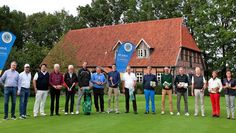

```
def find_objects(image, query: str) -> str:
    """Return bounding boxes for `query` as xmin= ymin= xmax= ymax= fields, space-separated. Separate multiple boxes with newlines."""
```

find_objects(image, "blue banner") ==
xmin=0 ymin=31 xmax=16 ymax=74
xmin=115 ymin=42 xmax=135 ymax=72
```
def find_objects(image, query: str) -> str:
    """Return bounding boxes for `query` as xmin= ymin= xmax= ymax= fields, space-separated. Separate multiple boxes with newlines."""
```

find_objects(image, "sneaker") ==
xmin=202 ymin=114 xmax=205 ymax=117
xmin=65 ymin=112 xmax=68 ymax=115
xmin=76 ymin=111 xmax=79 ymax=115
xmin=70 ymin=112 xmax=74 ymax=115
xmin=152 ymin=112 xmax=156 ymax=114
xmin=40 ymin=113 xmax=47 ymax=116
xmin=185 ymin=113 xmax=190 ymax=116
xmin=3 ymin=116 xmax=8 ymax=120
xmin=177 ymin=112 xmax=180 ymax=116
xmin=144 ymin=111 xmax=149 ymax=114
xmin=19 ymin=116 xmax=25 ymax=120
xmin=125 ymin=111 xmax=129 ymax=113
xmin=194 ymin=113 xmax=198 ymax=117
xmin=134 ymin=111 xmax=138 ymax=114
xmin=170 ymin=112 xmax=174 ymax=115
xmin=11 ymin=116 xmax=17 ymax=120
xmin=107 ymin=110 xmax=111 ymax=114
xmin=161 ymin=111 xmax=165 ymax=115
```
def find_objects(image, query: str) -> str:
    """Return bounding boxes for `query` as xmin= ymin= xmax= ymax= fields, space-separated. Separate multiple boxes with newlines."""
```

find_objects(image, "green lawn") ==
xmin=0 ymin=94 xmax=235 ymax=133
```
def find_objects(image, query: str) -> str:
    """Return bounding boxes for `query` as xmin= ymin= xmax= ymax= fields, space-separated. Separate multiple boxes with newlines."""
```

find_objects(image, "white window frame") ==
xmin=136 ymin=72 xmax=143 ymax=83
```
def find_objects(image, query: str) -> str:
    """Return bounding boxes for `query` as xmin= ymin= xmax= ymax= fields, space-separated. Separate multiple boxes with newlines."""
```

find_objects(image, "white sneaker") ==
xmin=161 ymin=111 xmax=165 ymax=115
xmin=71 ymin=112 xmax=74 ymax=115
xmin=185 ymin=113 xmax=190 ymax=116
xmin=34 ymin=114 xmax=37 ymax=118
xmin=202 ymin=114 xmax=205 ymax=117
xmin=76 ymin=111 xmax=79 ymax=115
xmin=170 ymin=112 xmax=174 ymax=115
xmin=177 ymin=112 xmax=180 ymax=116
xmin=194 ymin=113 xmax=198 ymax=117
xmin=65 ymin=112 xmax=68 ymax=115
xmin=115 ymin=110 xmax=120 ymax=114
xmin=40 ymin=113 xmax=47 ymax=116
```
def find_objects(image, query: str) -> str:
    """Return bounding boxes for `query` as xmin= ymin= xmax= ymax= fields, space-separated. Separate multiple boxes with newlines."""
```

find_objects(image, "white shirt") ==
xmin=208 ymin=77 xmax=222 ymax=93
xmin=33 ymin=71 xmax=48 ymax=80
xmin=18 ymin=71 xmax=32 ymax=92
xmin=122 ymin=72 xmax=137 ymax=89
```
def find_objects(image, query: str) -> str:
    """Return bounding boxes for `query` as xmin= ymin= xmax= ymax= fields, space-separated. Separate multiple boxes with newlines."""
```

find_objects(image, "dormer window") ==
xmin=136 ymin=39 xmax=151 ymax=58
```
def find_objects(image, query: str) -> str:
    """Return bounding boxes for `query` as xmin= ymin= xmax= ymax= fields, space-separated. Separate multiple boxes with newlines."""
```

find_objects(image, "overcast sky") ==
xmin=0 ymin=0 xmax=92 ymax=16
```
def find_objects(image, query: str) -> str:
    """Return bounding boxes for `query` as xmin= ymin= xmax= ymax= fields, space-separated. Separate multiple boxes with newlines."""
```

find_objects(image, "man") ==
xmin=107 ymin=64 xmax=121 ymax=114
xmin=191 ymin=67 xmax=206 ymax=117
xmin=33 ymin=64 xmax=50 ymax=117
xmin=161 ymin=67 xmax=174 ymax=115
xmin=49 ymin=64 xmax=64 ymax=116
xmin=122 ymin=66 xmax=138 ymax=114
xmin=76 ymin=61 xmax=91 ymax=115
xmin=208 ymin=71 xmax=222 ymax=117
xmin=64 ymin=65 xmax=78 ymax=115
xmin=143 ymin=66 xmax=158 ymax=114
xmin=0 ymin=61 xmax=19 ymax=120
xmin=91 ymin=67 xmax=106 ymax=113
xmin=18 ymin=64 xmax=31 ymax=119
xmin=222 ymin=70 xmax=235 ymax=120
xmin=174 ymin=67 xmax=189 ymax=116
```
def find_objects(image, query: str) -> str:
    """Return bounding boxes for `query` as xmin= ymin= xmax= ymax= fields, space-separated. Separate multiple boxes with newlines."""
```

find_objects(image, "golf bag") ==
xmin=82 ymin=89 xmax=92 ymax=115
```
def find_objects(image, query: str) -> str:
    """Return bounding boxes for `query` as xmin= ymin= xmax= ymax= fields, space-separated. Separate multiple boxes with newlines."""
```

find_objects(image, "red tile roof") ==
xmin=43 ymin=18 xmax=201 ymax=68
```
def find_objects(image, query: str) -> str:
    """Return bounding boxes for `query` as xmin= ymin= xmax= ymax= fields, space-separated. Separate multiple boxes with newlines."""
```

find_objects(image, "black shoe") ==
xmin=212 ymin=115 xmax=216 ymax=117
xmin=125 ymin=111 xmax=129 ymax=113
xmin=50 ymin=114 xmax=53 ymax=116
xmin=227 ymin=117 xmax=230 ymax=119
xmin=144 ymin=111 xmax=149 ymax=114
xmin=216 ymin=115 xmax=220 ymax=118
xmin=134 ymin=111 xmax=138 ymax=114
xmin=56 ymin=114 xmax=60 ymax=116
xmin=152 ymin=112 xmax=156 ymax=114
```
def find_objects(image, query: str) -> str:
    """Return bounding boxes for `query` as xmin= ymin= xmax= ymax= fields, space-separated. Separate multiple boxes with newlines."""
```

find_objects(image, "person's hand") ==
xmin=122 ymin=88 xmax=125 ymax=94
xmin=34 ymin=89 xmax=37 ymax=95
xmin=191 ymin=92 xmax=194 ymax=96
xmin=67 ymin=87 xmax=70 ymax=91
xmin=165 ymin=85 xmax=169 ymax=89
xmin=110 ymin=77 xmax=113 ymax=81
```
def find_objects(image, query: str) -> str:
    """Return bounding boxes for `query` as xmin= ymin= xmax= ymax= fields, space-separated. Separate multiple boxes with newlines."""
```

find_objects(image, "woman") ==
xmin=64 ymin=65 xmax=78 ymax=115
xmin=222 ymin=70 xmax=236 ymax=120
xmin=208 ymin=71 xmax=222 ymax=117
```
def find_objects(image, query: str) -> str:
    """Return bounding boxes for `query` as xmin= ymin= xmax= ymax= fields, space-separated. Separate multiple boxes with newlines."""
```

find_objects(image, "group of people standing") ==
xmin=0 ymin=61 xmax=235 ymax=120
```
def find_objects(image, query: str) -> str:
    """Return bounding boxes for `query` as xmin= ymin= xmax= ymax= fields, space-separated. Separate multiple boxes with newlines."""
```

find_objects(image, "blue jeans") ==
xmin=4 ymin=87 xmax=17 ymax=118
xmin=19 ymin=87 xmax=30 ymax=116
xmin=144 ymin=89 xmax=155 ymax=112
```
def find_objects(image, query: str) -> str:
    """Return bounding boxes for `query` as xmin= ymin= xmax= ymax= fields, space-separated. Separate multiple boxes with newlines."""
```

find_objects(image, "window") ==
xmin=157 ymin=73 xmax=162 ymax=82
xmin=136 ymin=72 xmax=143 ymax=82
xmin=138 ymin=49 xmax=147 ymax=58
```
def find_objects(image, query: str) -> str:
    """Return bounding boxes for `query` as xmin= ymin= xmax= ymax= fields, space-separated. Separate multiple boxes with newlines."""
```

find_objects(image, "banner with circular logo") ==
xmin=115 ymin=42 xmax=135 ymax=72
xmin=0 ymin=31 xmax=16 ymax=74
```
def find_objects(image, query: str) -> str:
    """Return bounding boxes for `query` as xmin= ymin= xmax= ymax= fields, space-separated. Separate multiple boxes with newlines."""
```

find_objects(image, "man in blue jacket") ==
xmin=107 ymin=64 xmax=121 ymax=114
xmin=143 ymin=66 xmax=158 ymax=114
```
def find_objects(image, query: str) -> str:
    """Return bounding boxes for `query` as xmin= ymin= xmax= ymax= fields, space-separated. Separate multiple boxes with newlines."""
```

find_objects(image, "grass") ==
xmin=0 ymin=94 xmax=235 ymax=133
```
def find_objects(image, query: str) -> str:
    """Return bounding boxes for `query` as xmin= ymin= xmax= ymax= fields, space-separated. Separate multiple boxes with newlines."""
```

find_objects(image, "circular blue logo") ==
xmin=124 ymin=43 xmax=133 ymax=52
xmin=2 ymin=32 xmax=12 ymax=44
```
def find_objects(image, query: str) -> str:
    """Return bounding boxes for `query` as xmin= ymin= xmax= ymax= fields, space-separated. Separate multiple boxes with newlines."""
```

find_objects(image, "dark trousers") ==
xmin=19 ymin=87 xmax=30 ymax=116
xmin=50 ymin=89 xmax=61 ymax=115
xmin=125 ymin=88 xmax=137 ymax=112
xmin=65 ymin=91 xmax=75 ymax=113
xmin=93 ymin=88 xmax=104 ymax=112
xmin=4 ymin=87 xmax=17 ymax=118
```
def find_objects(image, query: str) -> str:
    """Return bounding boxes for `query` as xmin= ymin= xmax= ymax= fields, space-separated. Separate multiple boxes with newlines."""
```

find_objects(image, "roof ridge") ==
xmin=70 ymin=17 xmax=183 ymax=32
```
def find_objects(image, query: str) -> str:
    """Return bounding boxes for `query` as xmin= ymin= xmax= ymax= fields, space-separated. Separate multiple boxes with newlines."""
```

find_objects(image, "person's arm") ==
xmin=218 ymin=79 xmax=223 ymax=92
xmin=102 ymin=74 xmax=107 ymax=85
xmin=208 ymin=79 xmax=211 ymax=92
xmin=191 ymin=76 xmax=194 ymax=96
xmin=63 ymin=74 xmax=69 ymax=90
xmin=33 ymin=73 xmax=38 ymax=94
xmin=133 ymin=74 xmax=137 ymax=89
xmin=17 ymin=73 xmax=22 ymax=95
xmin=0 ymin=71 xmax=7 ymax=84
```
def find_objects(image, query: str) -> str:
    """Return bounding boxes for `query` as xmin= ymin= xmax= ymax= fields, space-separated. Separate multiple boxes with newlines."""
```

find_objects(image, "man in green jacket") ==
xmin=161 ymin=67 xmax=174 ymax=115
